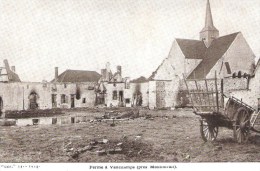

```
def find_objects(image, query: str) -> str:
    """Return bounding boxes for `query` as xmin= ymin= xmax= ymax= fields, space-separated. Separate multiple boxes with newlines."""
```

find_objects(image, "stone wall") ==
xmin=148 ymin=81 xmax=156 ymax=109
xmin=148 ymin=80 xmax=180 ymax=109
xmin=243 ymin=65 xmax=260 ymax=110
xmin=0 ymin=82 xmax=96 ymax=112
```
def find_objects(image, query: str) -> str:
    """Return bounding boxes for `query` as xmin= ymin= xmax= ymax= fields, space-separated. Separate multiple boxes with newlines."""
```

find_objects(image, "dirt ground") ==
xmin=0 ymin=108 xmax=259 ymax=162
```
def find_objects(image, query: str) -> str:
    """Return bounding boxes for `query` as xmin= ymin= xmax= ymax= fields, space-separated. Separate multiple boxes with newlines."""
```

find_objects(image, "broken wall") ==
xmin=148 ymin=80 xmax=180 ymax=109
xmin=129 ymin=83 xmax=149 ymax=107
xmin=105 ymin=83 xmax=125 ymax=107
xmin=0 ymin=82 xmax=97 ymax=112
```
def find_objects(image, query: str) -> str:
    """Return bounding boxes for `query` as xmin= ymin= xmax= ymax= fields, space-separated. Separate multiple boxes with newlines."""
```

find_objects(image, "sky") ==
xmin=0 ymin=0 xmax=259 ymax=82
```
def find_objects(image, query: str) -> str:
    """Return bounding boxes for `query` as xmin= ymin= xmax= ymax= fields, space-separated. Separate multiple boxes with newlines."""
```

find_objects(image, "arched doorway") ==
xmin=29 ymin=91 xmax=39 ymax=109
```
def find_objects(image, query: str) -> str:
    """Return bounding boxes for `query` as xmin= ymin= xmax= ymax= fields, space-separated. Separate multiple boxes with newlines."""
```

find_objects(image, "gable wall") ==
xmin=151 ymin=40 xmax=203 ymax=108
xmin=207 ymin=33 xmax=255 ymax=79
xmin=153 ymin=41 xmax=185 ymax=80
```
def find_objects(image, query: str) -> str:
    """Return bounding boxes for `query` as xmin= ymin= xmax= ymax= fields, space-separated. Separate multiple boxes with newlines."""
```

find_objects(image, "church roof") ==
xmin=253 ymin=58 xmax=260 ymax=76
xmin=176 ymin=39 xmax=206 ymax=59
xmin=52 ymin=69 xmax=101 ymax=83
xmin=149 ymin=32 xmax=240 ymax=80
xmin=187 ymin=32 xmax=240 ymax=79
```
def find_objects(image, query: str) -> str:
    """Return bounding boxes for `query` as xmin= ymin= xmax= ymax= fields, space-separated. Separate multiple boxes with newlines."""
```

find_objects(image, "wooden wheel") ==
xmin=233 ymin=107 xmax=251 ymax=143
xmin=200 ymin=120 xmax=218 ymax=142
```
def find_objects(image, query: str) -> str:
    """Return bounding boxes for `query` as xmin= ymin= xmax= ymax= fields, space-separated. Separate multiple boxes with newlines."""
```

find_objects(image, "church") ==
xmin=148 ymin=0 xmax=256 ymax=108
xmin=150 ymin=0 xmax=255 ymax=80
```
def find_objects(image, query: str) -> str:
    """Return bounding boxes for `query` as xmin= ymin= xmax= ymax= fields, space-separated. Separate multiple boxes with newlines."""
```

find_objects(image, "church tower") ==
xmin=200 ymin=0 xmax=219 ymax=47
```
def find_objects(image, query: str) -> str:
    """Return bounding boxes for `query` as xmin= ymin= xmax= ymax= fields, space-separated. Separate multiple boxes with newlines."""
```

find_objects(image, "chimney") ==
xmin=3 ymin=59 xmax=12 ymax=80
xmin=55 ymin=67 xmax=58 ymax=81
xmin=3 ymin=59 xmax=11 ymax=72
xmin=106 ymin=62 xmax=110 ymax=81
xmin=11 ymin=66 xmax=16 ymax=72
xmin=101 ymin=69 xmax=107 ymax=81
xmin=117 ymin=65 xmax=122 ymax=76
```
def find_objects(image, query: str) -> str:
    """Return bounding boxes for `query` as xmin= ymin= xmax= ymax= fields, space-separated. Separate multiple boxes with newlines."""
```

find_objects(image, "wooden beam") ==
xmin=215 ymin=71 xmax=219 ymax=113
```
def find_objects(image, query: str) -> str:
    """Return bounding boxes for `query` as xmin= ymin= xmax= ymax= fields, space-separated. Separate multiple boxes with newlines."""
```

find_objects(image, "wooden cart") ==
xmin=184 ymin=74 xmax=260 ymax=143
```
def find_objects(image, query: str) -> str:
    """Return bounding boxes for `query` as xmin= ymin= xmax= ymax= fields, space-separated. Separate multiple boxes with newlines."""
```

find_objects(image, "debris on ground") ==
xmin=65 ymin=136 xmax=155 ymax=161
xmin=214 ymin=145 xmax=223 ymax=151
xmin=94 ymin=110 xmax=140 ymax=121
xmin=0 ymin=119 xmax=16 ymax=126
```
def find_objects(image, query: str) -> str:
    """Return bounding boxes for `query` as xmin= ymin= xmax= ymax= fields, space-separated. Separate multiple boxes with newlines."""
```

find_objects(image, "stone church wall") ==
xmin=207 ymin=33 xmax=255 ymax=79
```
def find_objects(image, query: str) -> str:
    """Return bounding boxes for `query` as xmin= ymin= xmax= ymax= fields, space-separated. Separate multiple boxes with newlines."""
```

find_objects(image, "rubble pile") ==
xmin=64 ymin=136 xmax=155 ymax=161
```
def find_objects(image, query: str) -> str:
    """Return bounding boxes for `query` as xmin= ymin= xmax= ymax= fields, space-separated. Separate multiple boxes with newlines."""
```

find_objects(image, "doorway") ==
xmin=71 ymin=95 xmax=75 ymax=108
xmin=52 ymin=94 xmax=57 ymax=108
xmin=119 ymin=91 xmax=124 ymax=106
xmin=119 ymin=91 xmax=124 ymax=102
xmin=29 ymin=91 xmax=39 ymax=109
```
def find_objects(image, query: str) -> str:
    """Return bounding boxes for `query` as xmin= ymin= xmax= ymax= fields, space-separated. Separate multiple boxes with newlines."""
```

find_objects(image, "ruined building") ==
xmin=97 ymin=63 xmax=131 ymax=107
xmin=0 ymin=61 xmax=101 ymax=114
xmin=95 ymin=62 xmax=150 ymax=108
xmin=0 ymin=59 xmax=21 ymax=82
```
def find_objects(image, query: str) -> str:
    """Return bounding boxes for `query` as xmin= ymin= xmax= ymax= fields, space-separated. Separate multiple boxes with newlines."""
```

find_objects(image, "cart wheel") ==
xmin=200 ymin=120 xmax=218 ymax=142
xmin=233 ymin=107 xmax=250 ymax=143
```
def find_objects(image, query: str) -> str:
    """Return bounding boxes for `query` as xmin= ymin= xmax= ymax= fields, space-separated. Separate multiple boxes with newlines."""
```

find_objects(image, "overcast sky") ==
xmin=0 ymin=0 xmax=259 ymax=82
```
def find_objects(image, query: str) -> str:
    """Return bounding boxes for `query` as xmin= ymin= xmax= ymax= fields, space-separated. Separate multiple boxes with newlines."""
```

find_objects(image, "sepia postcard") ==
xmin=0 ymin=0 xmax=259 ymax=171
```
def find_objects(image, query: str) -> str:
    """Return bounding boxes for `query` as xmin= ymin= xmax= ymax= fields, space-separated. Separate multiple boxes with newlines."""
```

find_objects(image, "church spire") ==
xmin=205 ymin=0 xmax=214 ymax=27
xmin=200 ymin=0 xmax=219 ymax=47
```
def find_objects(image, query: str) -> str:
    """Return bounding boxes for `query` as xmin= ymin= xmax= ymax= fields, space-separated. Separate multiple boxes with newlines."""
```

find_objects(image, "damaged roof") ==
xmin=2 ymin=59 xmax=21 ymax=82
xmin=52 ymin=69 xmax=101 ymax=83
xmin=8 ymin=70 xmax=21 ymax=82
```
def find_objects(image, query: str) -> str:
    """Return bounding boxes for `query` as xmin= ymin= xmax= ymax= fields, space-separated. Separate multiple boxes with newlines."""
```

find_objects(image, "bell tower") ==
xmin=200 ymin=0 xmax=219 ymax=47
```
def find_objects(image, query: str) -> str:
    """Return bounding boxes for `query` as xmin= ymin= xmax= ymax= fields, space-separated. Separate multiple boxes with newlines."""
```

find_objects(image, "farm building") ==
xmin=96 ymin=63 xmax=149 ymax=108
xmin=0 ymin=61 xmax=101 ymax=115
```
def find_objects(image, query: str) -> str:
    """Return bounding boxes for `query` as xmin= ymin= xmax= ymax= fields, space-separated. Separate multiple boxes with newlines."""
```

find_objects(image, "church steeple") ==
xmin=200 ymin=0 xmax=219 ymax=47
